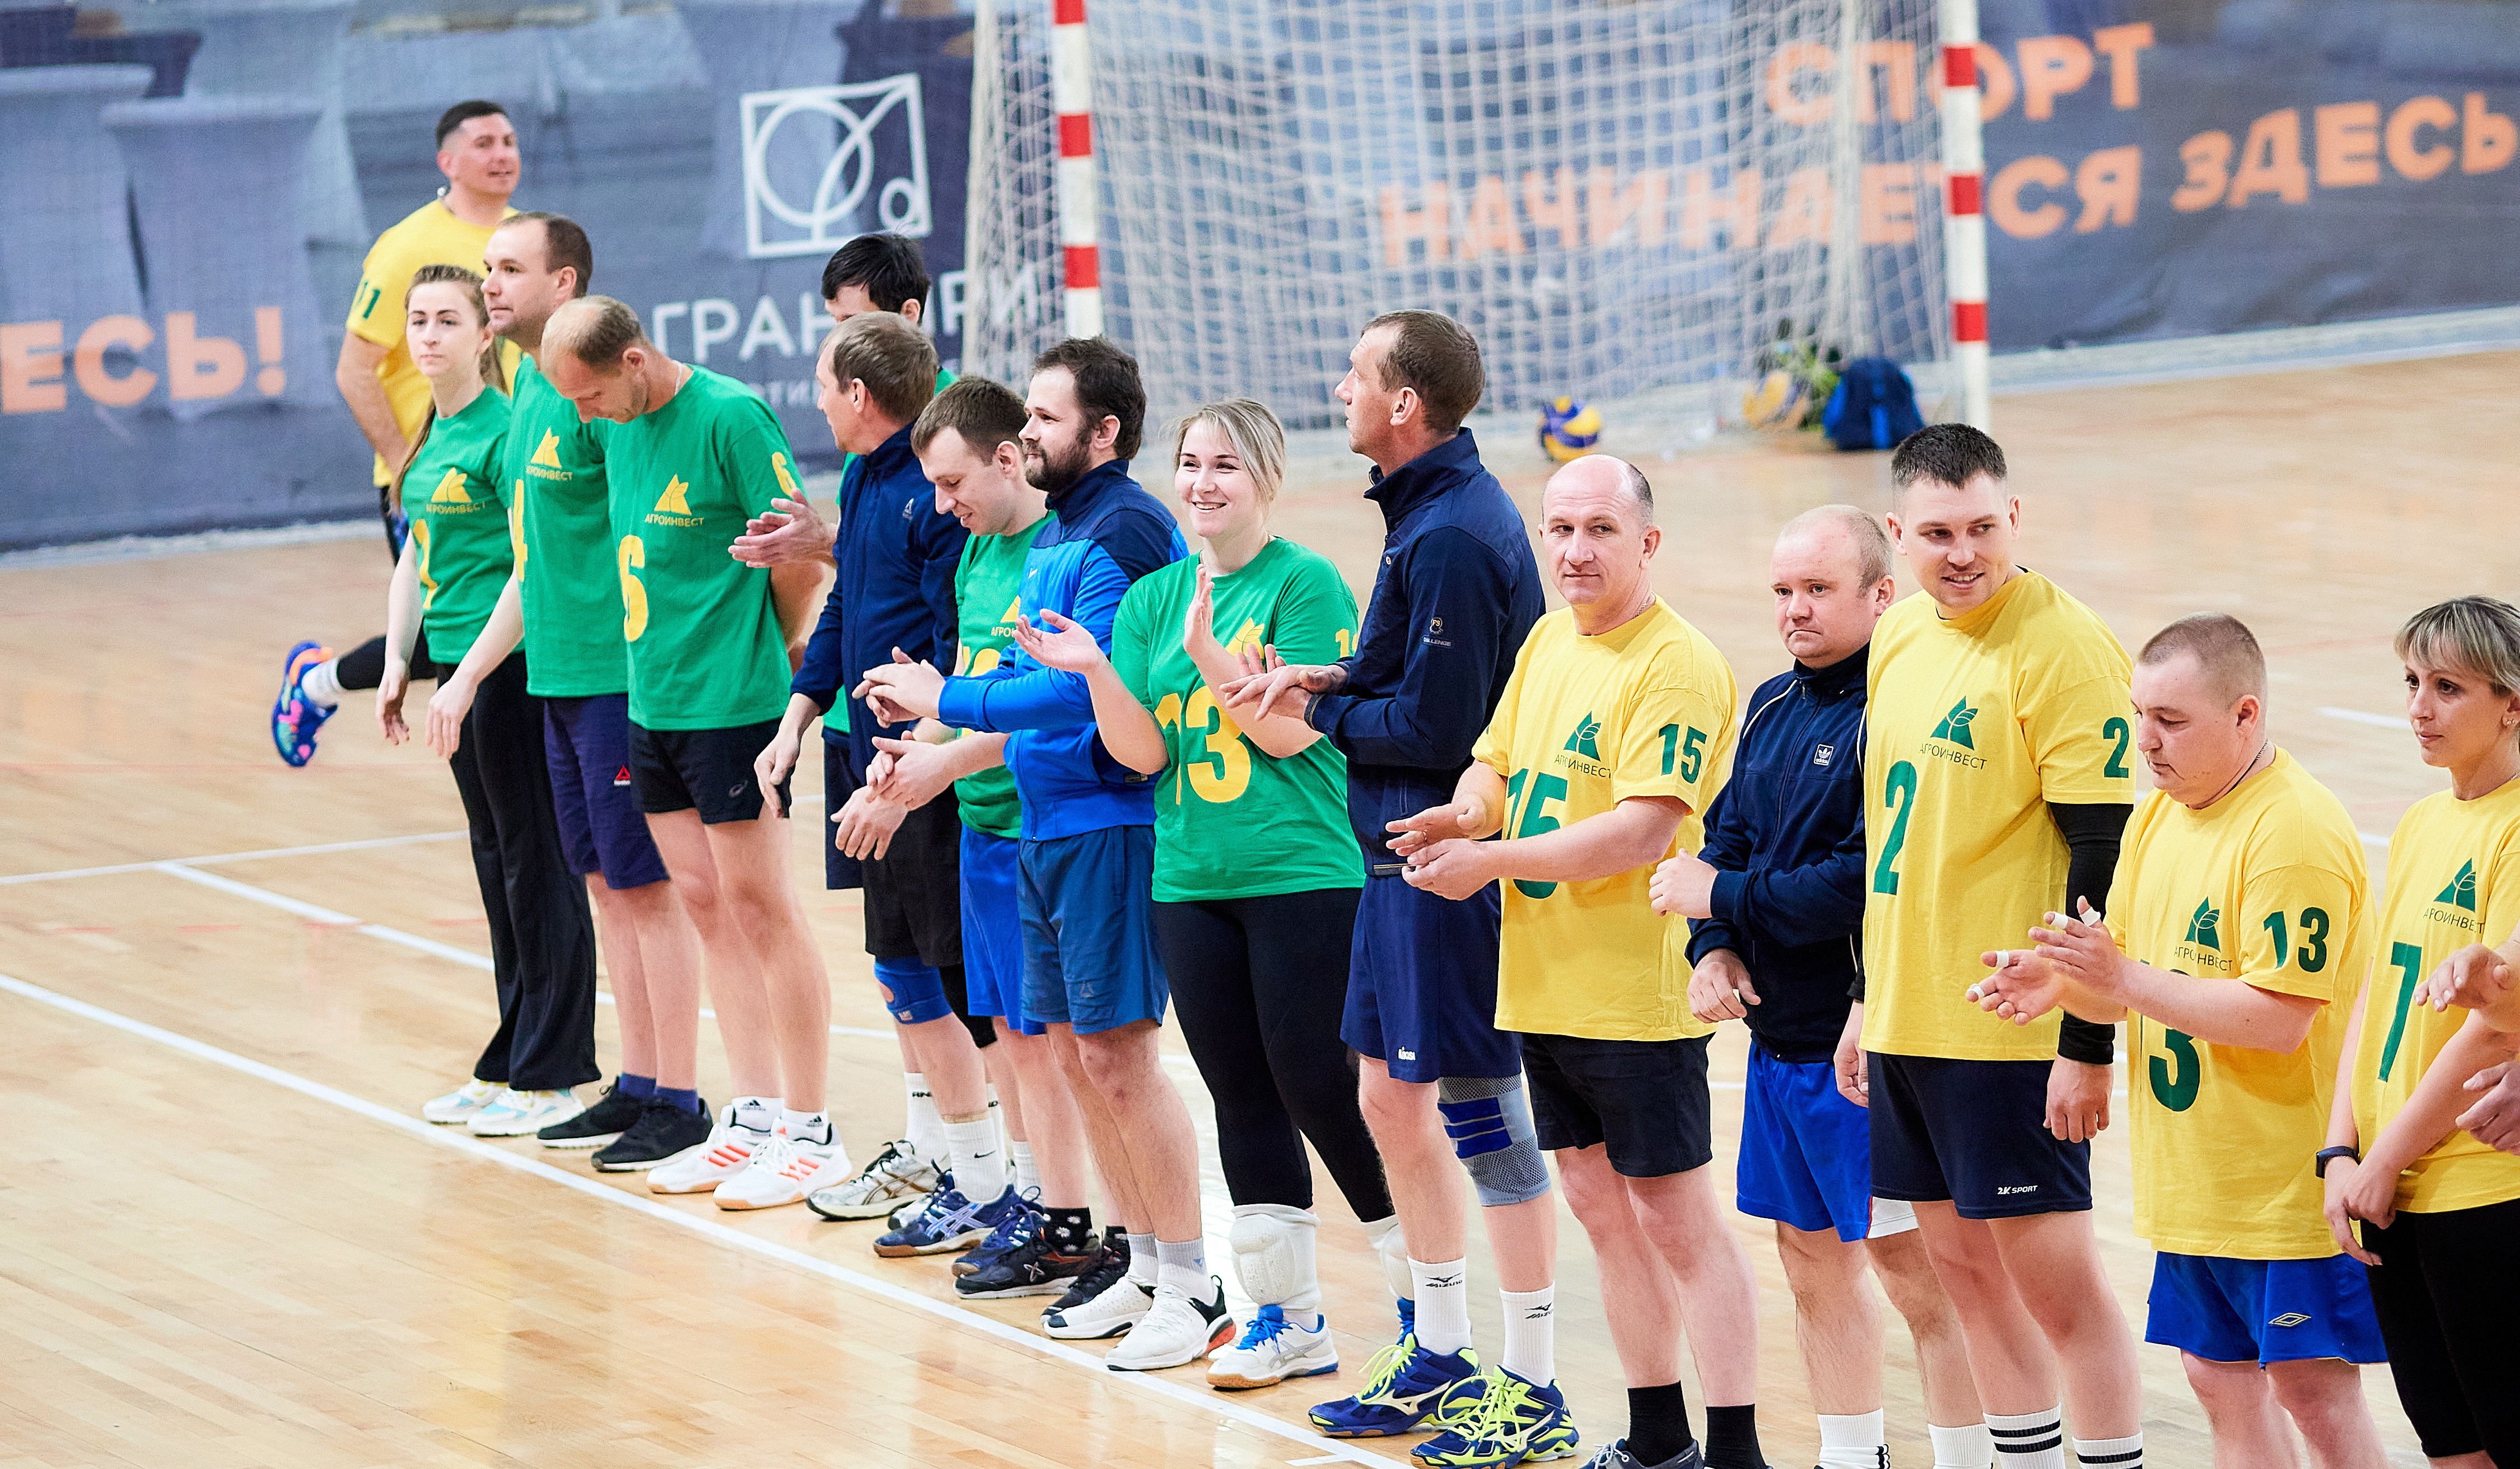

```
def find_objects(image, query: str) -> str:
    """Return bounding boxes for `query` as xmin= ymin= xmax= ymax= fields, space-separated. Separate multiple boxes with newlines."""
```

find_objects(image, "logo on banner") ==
xmin=739 ymin=74 xmax=933 ymax=259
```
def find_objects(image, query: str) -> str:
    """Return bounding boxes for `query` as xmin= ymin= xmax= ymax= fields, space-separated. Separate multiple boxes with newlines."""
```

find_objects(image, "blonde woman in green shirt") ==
xmin=378 ymin=264 xmax=600 ymax=1140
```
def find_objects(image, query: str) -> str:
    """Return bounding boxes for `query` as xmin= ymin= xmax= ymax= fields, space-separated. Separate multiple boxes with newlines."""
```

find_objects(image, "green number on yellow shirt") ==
xmin=1872 ymin=759 xmax=1918 ymax=896
xmin=2103 ymin=715 xmax=2131 ymax=779
xmin=1502 ymin=768 xmax=1566 ymax=900
xmin=2146 ymin=1022 xmax=2202 ymax=1112
xmin=2378 ymin=941 xmax=2424 ymax=1082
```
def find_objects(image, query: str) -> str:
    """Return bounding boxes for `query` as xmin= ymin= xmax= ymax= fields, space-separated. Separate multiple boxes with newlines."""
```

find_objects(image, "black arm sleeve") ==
xmin=2050 ymin=801 xmax=2132 ymax=1065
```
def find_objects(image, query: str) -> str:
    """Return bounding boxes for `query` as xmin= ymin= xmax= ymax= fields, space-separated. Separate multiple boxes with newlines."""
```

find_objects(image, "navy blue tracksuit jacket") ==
xmin=1684 ymin=643 xmax=1871 ymax=1063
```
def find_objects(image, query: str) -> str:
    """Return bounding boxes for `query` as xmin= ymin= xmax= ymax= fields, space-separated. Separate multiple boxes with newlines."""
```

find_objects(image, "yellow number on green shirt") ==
xmin=412 ymin=518 xmax=437 ymax=606
xmin=1334 ymin=628 xmax=1355 ymax=658
xmin=618 ymin=535 xmax=648 ymax=642
xmin=954 ymin=645 xmax=1001 ymax=677
xmin=508 ymin=485 xmax=526 ymax=567
xmin=1182 ymin=686 xmax=1251 ymax=803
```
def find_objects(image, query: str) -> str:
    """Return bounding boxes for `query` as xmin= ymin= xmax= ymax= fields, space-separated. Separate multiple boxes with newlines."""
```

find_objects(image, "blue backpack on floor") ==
xmin=1821 ymin=357 xmax=1925 ymax=451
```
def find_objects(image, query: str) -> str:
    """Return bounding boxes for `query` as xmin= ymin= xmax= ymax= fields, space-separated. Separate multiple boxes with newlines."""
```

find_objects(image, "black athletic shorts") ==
xmin=1868 ymin=1052 xmax=2092 ymax=1219
xmin=1522 ymin=1031 xmax=1714 ymax=1178
xmin=822 ymin=740 xmax=962 ymax=965
xmin=628 ymin=719 xmax=790 ymax=824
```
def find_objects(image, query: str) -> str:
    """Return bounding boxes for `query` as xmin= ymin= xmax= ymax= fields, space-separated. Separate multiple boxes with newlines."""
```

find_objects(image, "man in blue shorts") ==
xmin=1655 ymin=506 xmax=1986 ymax=1469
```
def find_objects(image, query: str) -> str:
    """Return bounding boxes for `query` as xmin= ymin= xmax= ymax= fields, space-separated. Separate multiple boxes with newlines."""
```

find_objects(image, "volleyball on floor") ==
xmin=1538 ymin=396 xmax=1602 ymax=462
xmin=1741 ymin=369 xmax=1810 ymax=429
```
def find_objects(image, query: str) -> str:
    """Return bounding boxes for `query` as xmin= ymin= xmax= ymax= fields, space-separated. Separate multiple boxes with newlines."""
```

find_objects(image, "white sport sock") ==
xmin=1124 ymin=1231 xmax=1158 ymax=1286
xmin=730 ymin=1096 xmax=777 ymax=1134
xmin=1411 ymin=1257 xmax=1472 ymax=1356
xmin=903 ymin=1073 xmax=946 ymax=1162
xmin=1929 ymin=1423 xmax=1994 ymax=1468
xmin=1155 ymin=1237 xmax=1208 ymax=1300
xmin=780 ymin=1108 xmax=832 ymax=1145
xmin=1497 ymin=1285 xmax=1554 ymax=1386
xmin=2073 ymin=1433 xmax=2141 ymax=1468
xmin=1010 ymin=1139 xmax=1039 ymax=1196
xmin=944 ymin=1113 xmax=1006 ymax=1200
xmin=300 ymin=657 xmax=344 ymax=708
xmin=1817 ymin=1410 xmax=1885 ymax=1469
xmin=1984 ymin=1407 xmax=2065 ymax=1469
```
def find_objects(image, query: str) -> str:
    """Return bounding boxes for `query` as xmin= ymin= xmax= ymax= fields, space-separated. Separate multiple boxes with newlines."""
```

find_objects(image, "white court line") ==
xmin=0 ymin=968 xmax=1404 ymax=1468
xmin=0 ymin=829 xmax=468 ymax=886
xmin=2318 ymin=706 xmax=2406 ymax=731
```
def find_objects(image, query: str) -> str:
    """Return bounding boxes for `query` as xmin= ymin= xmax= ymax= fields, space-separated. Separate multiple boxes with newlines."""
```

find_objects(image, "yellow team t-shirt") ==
xmin=346 ymin=199 xmax=520 ymax=485
xmin=1861 ymin=570 xmax=2135 ymax=1061
xmin=1471 ymin=599 xmax=1736 ymax=1041
xmin=2354 ymin=776 xmax=2520 ymax=1213
xmin=2115 ymin=749 xmax=2371 ymax=1259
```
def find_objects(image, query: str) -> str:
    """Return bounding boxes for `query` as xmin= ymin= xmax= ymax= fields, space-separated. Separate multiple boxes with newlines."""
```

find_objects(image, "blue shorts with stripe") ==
xmin=2147 ymin=1251 xmax=2386 ymax=1366
xmin=960 ymin=825 xmax=1040 ymax=1036
xmin=543 ymin=694 xmax=668 ymax=890
xmin=1342 ymin=871 xmax=1519 ymax=1083
xmin=1739 ymin=1044 xmax=1879 ymax=1242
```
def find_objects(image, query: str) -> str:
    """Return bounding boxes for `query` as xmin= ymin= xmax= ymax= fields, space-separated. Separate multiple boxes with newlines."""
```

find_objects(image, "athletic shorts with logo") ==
xmin=1869 ymin=1052 xmax=2093 ymax=1219
xmin=1741 ymin=1045 xmax=1919 ymax=1242
xmin=1523 ymin=1031 xmax=1713 ymax=1177
xmin=629 ymin=719 xmax=790 ymax=824
xmin=822 ymin=740 xmax=962 ymax=968
xmin=544 ymin=693 xmax=669 ymax=888
xmin=1019 ymin=824 xmax=1168 ymax=1036
xmin=2147 ymin=1252 xmax=2386 ymax=1365
xmin=1344 ymin=871 xmax=1520 ymax=1083
xmin=961 ymin=826 xmax=1040 ymax=1036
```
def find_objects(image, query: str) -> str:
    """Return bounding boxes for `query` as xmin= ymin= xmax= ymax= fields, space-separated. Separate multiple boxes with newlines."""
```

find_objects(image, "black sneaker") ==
xmin=957 ymin=1210 xmax=1098 ymax=1298
xmin=1047 ymin=1227 xmax=1130 ymax=1312
xmin=592 ymin=1097 xmax=713 ymax=1172
xmin=538 ymin=1082 xmax=645 ymax=1149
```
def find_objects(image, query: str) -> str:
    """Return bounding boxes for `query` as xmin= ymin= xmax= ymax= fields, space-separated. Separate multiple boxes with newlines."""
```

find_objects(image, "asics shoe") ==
xmin=1308 ymin=1335 xmax=1481 ymax=1438
xmin=271 ymin=640 xmax=334 ymax=768
xmin=1107 ymin=1275 xmax=1234 ymax=1372
xmin=956 ymin=1215 xmax=1099 ymax=1299
xmin=468 ymin=1088 xmax=584 ymax=1138
xmin=647 ymin=1105 xmax=772 ymax=1194
xmin=874 ymin=1182 xmax=1022 ymax=1257
xmin=593 ymin=1098 xmax=712 ymax=1171
xmin=1049 ymin=1228 xmax=1130 ymax=1312
xmin=952 ymin=1193 xmax=1045 ymax=1276
xmin=538 ymin=1081 xmax=644 ymax=1149
xmin=1410 ymin=1368 xmax=1578 ymax=1468
xmin=1043 ymin=1270 xmax=1154 ymax=1340
xmin=1573 ymin=1439 xmax=1699 ymax=1469
xmin=806 ymin=1138 xmax=939 ymax=1220
xmin=422 ymin=1077 xmax=501 ymax=1125
xmin=714 ymin=1123 xmax=852 ymax=1210
xmin=1208 ymin=1303 xmax=1338 ymax=1390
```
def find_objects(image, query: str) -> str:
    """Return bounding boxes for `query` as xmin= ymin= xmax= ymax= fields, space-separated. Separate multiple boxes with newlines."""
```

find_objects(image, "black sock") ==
xmin=1626 ymin=1382 xmax=1695 ymax=1466
xmin=1703 ymin=1404 xmax=1763 ymax=1469
xmin=1047 ymin=1208 xmax=1095 ymax=1253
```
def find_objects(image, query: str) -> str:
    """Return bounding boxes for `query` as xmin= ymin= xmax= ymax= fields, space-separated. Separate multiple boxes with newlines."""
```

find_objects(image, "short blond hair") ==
xmin=1779 ymin=504 xmax=1891 ymax=586
xmin=825 ymin=311 xmax=939 ymax=423
xmin=2398 ymin=596 xmax=2520 ymax=699
xmin=1171 ymin=397 xmax=1286 ymax=500
xmin=544 ymin=294 xmax=645 ymax=370
xmin=2140 ymin=612 xmax=2267 ymax=704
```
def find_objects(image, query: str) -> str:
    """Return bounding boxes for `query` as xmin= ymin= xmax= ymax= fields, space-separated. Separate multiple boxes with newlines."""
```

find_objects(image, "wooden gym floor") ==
xmin=7 ymin=352 xmax=2513 ymax=1468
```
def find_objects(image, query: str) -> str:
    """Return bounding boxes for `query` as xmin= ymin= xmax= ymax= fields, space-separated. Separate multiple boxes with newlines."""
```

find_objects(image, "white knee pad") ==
xmin=1437 ymin=1074 xmax=1552 ymax=1208
xmin=1229 ymin=1203 xmax=1320 ymax=1312
xmin=1362 ymin=1214 xmax=1413 ymax=1302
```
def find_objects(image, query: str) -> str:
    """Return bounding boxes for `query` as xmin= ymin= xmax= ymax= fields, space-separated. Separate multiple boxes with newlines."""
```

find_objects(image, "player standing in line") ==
xmin=856 ymin=343 xmax=1212 ymax=1367
xmin=540 ymin=295 xmax=844 ymax=1211
xmin=420 ymin=213 xmax=721 ymax=1170
xmin=1975 ymin=614 xmax=2389 ymax=1468
xmin=1658 ymin=506 xmax=1986 ymax=1469
xmin=1224 ymin=312 xmax=1549 ymax=1447
xmin=377 ymin=266 xmax=599 ymax=1137
xmin=275 ymin=101 xmax=522 ymax=765
xmin=1007 ymin=397 xmax=1399 ymax=1390
xmin=1391 ymin=455 xmax=1752 ymax=1469
xmin=1858 ymin=424 xmax=2145 ymax=1469
xmin=2321 ymin=598 xmax=2520 ymax=1468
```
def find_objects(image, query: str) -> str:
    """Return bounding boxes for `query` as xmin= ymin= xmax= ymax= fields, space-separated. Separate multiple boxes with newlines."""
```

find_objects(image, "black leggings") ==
xmin=450 ymin=651 xmax=601 ymax=1091
xmin=1154 ymin=887 xmax=1392 ymax=1219
xmin=2365 ymin=1193 xmax=2520 ymax=1463
xmin=337 ymin=627 xmax=439 ymax=691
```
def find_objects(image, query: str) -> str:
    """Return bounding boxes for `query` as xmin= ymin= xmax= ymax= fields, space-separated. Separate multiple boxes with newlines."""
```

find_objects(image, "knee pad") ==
xmin=873 ymin=957 xmax=952 ymax=1025
xmin=1436 ymin=1074 xmax=1551 ymax=1208
xmin=1228 ymin=1203 xmax=1320 ymax=1311
xmin=1362 ymin=1214 xmax=1413 ymax=1302
xmin=938 ymin=963 xmax=997 ymax=1050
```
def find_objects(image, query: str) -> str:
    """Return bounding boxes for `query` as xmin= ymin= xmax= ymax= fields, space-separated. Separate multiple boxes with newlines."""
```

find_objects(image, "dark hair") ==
xmin=544 ymin=294 xmax=646 ymax=371
xmin=913 ymin=376 xmax=1029 ymax=460
xmin=391 ymin=264 xmax=504 ymax=506
xmin=822 ymin=233 xmax=931 ymax=313
xmin=435 ymin=100 xmax=510 ymax=149
xmin=1032 ymin=337 xmax=1147 ymax=461
xmin=1889 ymin=423 xmax=2008 ymax=495
xmin=1364 ymin=310 xmax=1484 ymax=438
xmin=825 ymin=311 xmax=939 ymax=423
xmin=506 ymin=212 xmax=592 ymax=297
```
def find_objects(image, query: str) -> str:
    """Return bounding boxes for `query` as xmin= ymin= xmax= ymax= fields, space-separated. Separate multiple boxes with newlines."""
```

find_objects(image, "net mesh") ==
xmin=964 ymin=0 xmax=1948 ymax=430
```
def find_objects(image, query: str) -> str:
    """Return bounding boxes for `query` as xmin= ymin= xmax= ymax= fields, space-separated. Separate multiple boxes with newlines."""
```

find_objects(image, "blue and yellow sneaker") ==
xmin=953 ymin=1191 xmax=1046 ymax=1276
xmin=1411 ymin=1368 xmax=1578 ymax=1467
xmin=271 ymin=640 xmax=334 ymax=767
xmin=874 ymin=1181 xmax=1023 ymax=1257
xmin=1308 ymin=1325 xmax=1481 ymax=1438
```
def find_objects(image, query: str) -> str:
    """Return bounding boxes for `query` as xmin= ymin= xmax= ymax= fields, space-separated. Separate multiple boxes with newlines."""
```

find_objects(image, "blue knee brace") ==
xmin=874 ymin=957 xmax=952 ymax=1024
xmin=1436 ymin=1074 xmax=1551 ymax=1206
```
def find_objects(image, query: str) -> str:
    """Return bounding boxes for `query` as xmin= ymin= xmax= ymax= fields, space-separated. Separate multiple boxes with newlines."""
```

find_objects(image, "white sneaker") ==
xmin=713 ymin=1125 xmax=853 ymax=1211
xmin=806 ymin=1138 xmax=940 ymax=1220
xmin=647 ymin=1106 xmax=771 ymax=1193
xmin=1207 ymin=1303 xmax=1338 ymax=1390
xmin=468 ymin=1088 xmax=585 ymax=1138
xmin=1042 ymin=1272 xmax=1156 ymax=1340
xmin=422 ymin=1078 xmax=501 ymax=1125
xmin=1106 ymin=1275 xmax=1235 ymax=1372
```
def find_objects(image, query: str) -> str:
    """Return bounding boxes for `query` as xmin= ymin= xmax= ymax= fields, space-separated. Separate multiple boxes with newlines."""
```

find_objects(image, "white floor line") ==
xmin=2318 ymin=706 xmax=2406 ymax=731
xmin=0 ymin=829 xmax=467 ymax=886
xmin=0 ymin=968 xmax=1402 ymax=1467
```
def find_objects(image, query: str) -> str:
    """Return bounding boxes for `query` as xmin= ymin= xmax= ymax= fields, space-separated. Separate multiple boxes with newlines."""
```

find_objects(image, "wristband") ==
xmin=2056 ymin=1012 xmax=2116 ymax=1065
xmin=2314 ymin=1145 xmax=2360 ymax=1178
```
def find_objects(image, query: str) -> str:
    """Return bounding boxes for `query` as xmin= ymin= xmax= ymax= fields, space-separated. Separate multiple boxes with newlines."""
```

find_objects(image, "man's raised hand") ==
xmin=1008 ymin=607 xmax=1108 ymax=673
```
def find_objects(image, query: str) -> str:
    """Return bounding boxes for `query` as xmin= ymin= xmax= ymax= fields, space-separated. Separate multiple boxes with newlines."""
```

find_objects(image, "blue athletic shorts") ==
xmin=1018 ymin=825 xmax=1168 ymax=1036
xmin=2147 ymin=1251 xmax=2387 ymax=1366
xmin=1868 ymin=1052 xmax=2092 ymax=1219
xmin=1343 ymin=871 xmax=1520 ymax=1083
xmin=961 ymin=826 xmax=1040 ymax=1036
xmin=543 ymin=694 xmax=669 ymax=890
xmin=1740 ymin=1045 xmax=1877 ymax=1241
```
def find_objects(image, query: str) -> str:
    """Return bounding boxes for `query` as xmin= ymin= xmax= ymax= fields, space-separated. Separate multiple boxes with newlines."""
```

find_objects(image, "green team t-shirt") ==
xmin=948 ymin=512 xmax=1049 ymax=838
xmin=605 ymin=366 xmax=802 ymax=731
xmin=823 ymin=367 xmax=956 ymax=737
xmin=401 ymin=386 xmax=513 ymax=667
xmin=510 ymin=355 xmax=624 ymax=698
xmin=1111 ymin=537 xmax=1365 ymax=901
